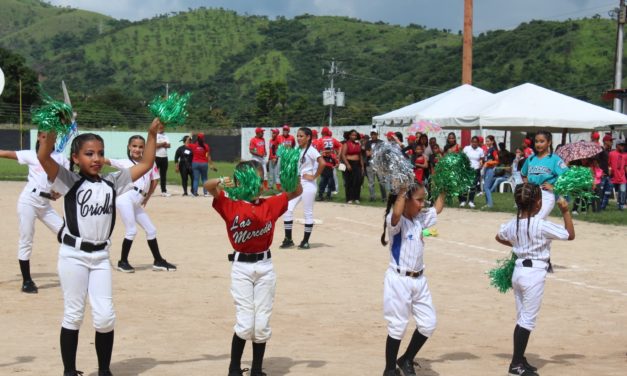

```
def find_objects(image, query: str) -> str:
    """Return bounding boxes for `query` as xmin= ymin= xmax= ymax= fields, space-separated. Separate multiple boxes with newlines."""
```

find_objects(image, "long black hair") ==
xmin=443 ymin=132 xmax=457 ymax=152
xmin=126 ymin=135 xmax=145 ymax=164
xmin=514 ymin=182 xmax=542 ymax=242
xmin=69 ymin=133 xmax=104 ymax=172
xmin=381 ymin=183 xmax=424 ymax=246
xmin=298 ymin=127 xmax=313 ymax=164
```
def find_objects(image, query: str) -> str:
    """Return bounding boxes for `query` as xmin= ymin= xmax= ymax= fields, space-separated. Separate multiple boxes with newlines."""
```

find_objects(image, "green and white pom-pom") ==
xmin=554 ymin=166 xmax=596 ymax=205
xmin=277 ymin=145 xmax=300 ymax=192
xmin=224 ymin=166 xmax=262 ymax=202
xmin=487 ymin=253 xmax=517 ymax=293
xmin=148 ymin=91 xmax=191 ymax=127
xmin=32 ymin=95 xmax=73 ymax=137
xmin=431 ymin=152 xmax=476 ymax=200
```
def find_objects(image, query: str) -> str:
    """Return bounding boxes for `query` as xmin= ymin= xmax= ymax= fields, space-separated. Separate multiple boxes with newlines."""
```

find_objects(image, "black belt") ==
xmin=522 ymin=258 xmax=553 ymax=273
xmin=31 ymin=188 xmax=53 ymax=200
xmin=133 ymin=187 xmax=147 ymax=197
xmin=62 ymin=234 xmax=108 ymax=253
xmin=228 ymin=251 xmax=271 ymax=263
xmin=396 ymin=268 xmax=423 ymax=278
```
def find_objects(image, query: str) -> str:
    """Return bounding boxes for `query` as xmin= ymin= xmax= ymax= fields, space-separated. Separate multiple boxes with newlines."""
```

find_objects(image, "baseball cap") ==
xmin=321 ymin=127 xmax=331 ymax=136
xmin=603 ymin=133 xmax=613 ymax=142
xmin=312 ymin=129 xmax=318 ymax=136
xmin=408 ymin=135 xmax=417 ymax=142
xmin=282 ymin=125 xmax=290 ymax=131
xmin=477 ymin=136 xmax=484 ymax=143
xmin=386 ymin=131 xmax=395 ymax=138
xmin=197 ymin=132 xmax=205 ymax=140
xmin=523 ymin=138 xmax=532 ymax=146
xmin=255 ymin=127 xmax=264 ymax=133
xmin=180 ymin=135 xmax=190 ymax=142
xmin=591 ymin=131 xmax=600 ymax=140
xmin=271 ymin=128 xmax=279 ymax=134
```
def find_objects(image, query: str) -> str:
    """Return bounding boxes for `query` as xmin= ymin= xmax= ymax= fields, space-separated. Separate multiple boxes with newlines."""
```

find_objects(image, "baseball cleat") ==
xmin=116 ymin=260 xmax=135 ymax=273
xmin=279 ymin=238 xmax=294 ymax=248
xmin=63 ymin=371 xmax=84 ymax=376
xmin=396 ymin=357 xmax=417 ymax=376
xmin=21 ymin=280 xmax=38 ymax=294
xmin=522 ymin=357 xmax=537 ymax=372
xmin=508 ymin=363 xmax=539 ymax=376
xmin=383 ymin=369 xmax=400 ymax=376
xmin=153 ymin=259 xmax=177 ymax=271
xmin=98 ymin=370 xmax=114 ymax=376
xmin=297 ymin=241 xmax=310 ymax=250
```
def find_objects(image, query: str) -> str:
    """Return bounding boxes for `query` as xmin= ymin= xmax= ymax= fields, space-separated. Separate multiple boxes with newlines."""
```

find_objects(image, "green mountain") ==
xmin=0 ymin=1 xmax=621 ymax=128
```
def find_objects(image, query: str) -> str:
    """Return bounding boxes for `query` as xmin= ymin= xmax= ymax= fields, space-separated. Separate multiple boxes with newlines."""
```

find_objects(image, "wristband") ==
xmin=218 ymin=176 xmax=225 ymax=186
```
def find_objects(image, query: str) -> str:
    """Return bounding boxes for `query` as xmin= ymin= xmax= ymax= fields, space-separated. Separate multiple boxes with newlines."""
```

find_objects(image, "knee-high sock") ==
xmin=229 ymin=333 xmax=246 ymax=372
xmin=19 ymin=259 xmax=32 ymax=282
xmin=95 ymin=330 xmax=114 ymax=371
xmin=385 ymin=335 xmax=401 ymax=372
xmin=401 ymin=329 xmax=428 ymax=361
xmin=303 ymin=224 xmax=313 ymax=243
xmin=251 ymin=342 xmax=266 ymax=373
xmin=120 ymin=238 xmax=133 ymax=262
xmin=147 ymin=238 xmax=163 ymax=262
xmin=284 ymin=221 xmax=293 ymax=240
xmin=60 ymin=327 xmax=79 ymax=372
xmin=512 ymin=324 xmax=531 ymax=364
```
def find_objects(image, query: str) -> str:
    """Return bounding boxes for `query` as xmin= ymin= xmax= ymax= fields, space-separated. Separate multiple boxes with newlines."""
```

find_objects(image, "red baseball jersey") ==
xmin=277 ymin=134 xmax=296 ymax=148
xmin=414 ymin=155 xmax=426 ymax=183
xmin=212 ymin=191 xmax=288 ymax=253
xmin=268 ymin=137 xmax=280 ymax=160
xmin=249 ymin=136 xmax=266 ymax=157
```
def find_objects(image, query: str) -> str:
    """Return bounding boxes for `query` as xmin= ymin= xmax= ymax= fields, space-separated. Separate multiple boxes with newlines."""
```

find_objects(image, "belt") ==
xmin=62 ymin=234 xmax=108 ymax=253
xmin=133 ymin=187 xmax=147 ymax=197
xmin=228 ymin=250 xmax=271 ymax=263
xmin=31 ymin=188 xmax=53 ymax=200
xmin=396 ymin=268 xmax=424 ymax=278
xmin=520 ymin=258 xmax=552 ymax=272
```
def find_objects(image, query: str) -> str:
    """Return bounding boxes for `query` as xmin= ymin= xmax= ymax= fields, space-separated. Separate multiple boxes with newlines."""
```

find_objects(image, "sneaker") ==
xmin=459 ymin=201 xmax=466 ymax=207
xmin=571 ymin=210 xmax=579 ymax=216
xmin=249 ymin=370 xmax=267 ymax=376
xmin=117 ymin=260 xmax=135 ymax=273
xmin=383 ymin=370 xmax=400 ymax=376
xmin=153 ymin=259 xmax=177 ymax=271
xmin=182 ymin=193 xmax=188 ymax=196
xmin=279 ymin=238 xmax=294 ymax=248
xmin=298 ymin=241 xmax=310 ymax=250
xmin=468 ymin=202 xmax=476 ymax=208
xmin=331 ymin=191 xmax=338 ymax=195
xmin=161 ymin=192 xmax=171 ymax=197
xmin=228 ymin=368 xmax=249 ymax=376
xmin=98 ymin=370 xmax=113 ymax=376
xmin=63 ymin=371 xmax=84 ymax=376
xmin=508 ymin=363 xmax=538 ymax=376
xmin=354 ymin=200 xmax=361 ymax=204
xmin=21 ymin=280 xmax=38 ymax=294
xmin=396 ymin=357 xmax=417 ymax=376
xmin=347 ymin=200 xmax=353 ymax=204
xmin=522 ymin=357 xmax=537 ymax=372
xmin=203 ymin=193 xmax=209 ymax=197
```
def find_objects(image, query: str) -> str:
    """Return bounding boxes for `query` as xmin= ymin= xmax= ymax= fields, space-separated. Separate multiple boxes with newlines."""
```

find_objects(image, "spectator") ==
xmin=460 ymin=136 xmax=484 ymax=208
xmin=189 ymin=133 xmax=217 ymax=197
xmin=341 ymin=129 xmax=364 ymax=204
xmin=482 ymin=135 xmax=500 ymax=209
xmin=443 ymin=132 xmax=460 ymax=154
xmin=267 ymin=129 xmax=281 ymax=190
xmin=365 ymin=130 xmax=387 ymax=202
xmin=155 ymin=123 xmax=171 ymax=196
xmin=174 ymin=135 xmax=193 ymax=196
xmin=609 ymin=140 xmax=626 ymax=210
xmin=249 ymin=127 xmax=268 ymax=189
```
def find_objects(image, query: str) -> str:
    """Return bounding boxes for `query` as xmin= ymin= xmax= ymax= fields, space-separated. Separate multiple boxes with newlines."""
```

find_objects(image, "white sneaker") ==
xmin=571 ymin=210 xmax=579 ymax=216
xmin=161 ymin=192 xmax=171 ymax=197
xmin=332 ymin=191 xmax=338 ymax=195
xmin=468 ymin=202 xmax=475 ymax=208
xmin=347 ymin=200 xmax=353 ymax=204
xmin=460 ymin=202 xmax=466 ymax=207
xmin=476 ymin=192 xmax=484 ymax=196
xmin=354 ymin=200 xmax=360 ymax=204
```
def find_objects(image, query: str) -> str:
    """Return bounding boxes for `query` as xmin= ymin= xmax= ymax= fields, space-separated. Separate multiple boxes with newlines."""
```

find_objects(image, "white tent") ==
xmin=434 ymin=83 xmax=627 ymax=131
xmin=371 ymin=84 xmax=493 ymax=126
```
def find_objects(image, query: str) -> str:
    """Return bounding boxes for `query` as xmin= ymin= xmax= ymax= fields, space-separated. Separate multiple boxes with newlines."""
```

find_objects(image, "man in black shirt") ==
xmin=365 ymin=130 xmax=387 ymax=201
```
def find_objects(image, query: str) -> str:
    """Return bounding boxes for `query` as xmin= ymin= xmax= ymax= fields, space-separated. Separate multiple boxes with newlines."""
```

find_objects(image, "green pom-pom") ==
xmin=148 ymin=92 xmax=191 ymax=127
xmin=32 ymin=95 xmax=73 ymax=136
xmin=277 ymin=145 xmax=300 ymax=193
xmin=554 ymin=166 xmax=596 ymax=205
xmin=431 ymin=153 xmax=475 ymax=200
xmin=488 ymin=253 xmax=517 ymax=293
xmin=224 ymin=166 xmax=262 ymax=202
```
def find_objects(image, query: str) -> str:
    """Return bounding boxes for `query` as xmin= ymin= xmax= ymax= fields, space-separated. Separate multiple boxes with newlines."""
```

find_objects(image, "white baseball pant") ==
xmin=17 ymin=199 xmax=63 ymax=260
xmin=116 ymin=193 xmax=157 ymax=240
xmin=283 ymin=180 xmax=317 ymax=224
xmin=251 ymin=156 xmax=267 ymax=181
xmin=512 ymin=259 xmax=548 ymax=331
xmin=230 ymin=256 xmax=276 ymax=342
xmin=58 ymin=244 xmax=115 ymax=333
xmin=383 ymin=268 xmax=437 ymax=340
xmin=537 ymin=190 xmax=555 ymax=220
xmin=267 ymin=160 xmax=280 ymax=186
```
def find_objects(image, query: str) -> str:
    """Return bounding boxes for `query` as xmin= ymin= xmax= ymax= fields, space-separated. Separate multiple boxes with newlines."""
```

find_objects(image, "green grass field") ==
xmin=1 ymin=158 xmax=624 ymax=226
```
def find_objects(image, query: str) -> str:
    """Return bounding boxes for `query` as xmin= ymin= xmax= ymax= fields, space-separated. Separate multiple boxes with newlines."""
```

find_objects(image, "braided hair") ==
xmin=69 ymin=133 xmax=104 ymax=172
xmin=298 ymin=127 xmax=313 ymax=164
xmin=381 ymin=183 xmax=425 ymax=246
xmin=514 ymin=182 xmax=542 ymax=242
xmin=126 ymin=135 xmax=145 ymax=164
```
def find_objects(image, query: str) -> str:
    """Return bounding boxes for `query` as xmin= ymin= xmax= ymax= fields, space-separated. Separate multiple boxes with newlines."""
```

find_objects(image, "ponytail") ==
xmin=381 ymin=193 xmax=398 ymax=246
xmin=298 ymin=127 xmax=313 ymax=164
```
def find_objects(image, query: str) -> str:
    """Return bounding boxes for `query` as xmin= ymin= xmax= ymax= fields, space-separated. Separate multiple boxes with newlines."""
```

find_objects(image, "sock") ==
xmin=19 ymin=259 xmax=32 ymax=283
xmin=385 ymin=335 xmax=401 ymax=372
xmin=251 ymin=342 xmax=266 ymax=373
xmin=401 ymin=329 xmax=429 ymax=362
xmin=60 ymin=327 xmax=79 ymax=372
xmin=512 ymin=325 xmax=531 ymax=364
xmin=95 ymin=330 xmax=114 ymax=371
xmin=120 ymin=238 xmax=133 ymax=262
xmin=229 ymin=333 xmax=246 ymax=372
xmin=303 ymin=224 xmax=313 ymax=243
xmin=147 ymin=238 xmax=163 ymax=262
xmin=284 ymin=221 xmax=293 ymax=240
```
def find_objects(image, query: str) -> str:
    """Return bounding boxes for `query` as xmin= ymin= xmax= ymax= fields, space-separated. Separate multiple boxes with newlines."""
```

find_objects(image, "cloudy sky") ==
xmin=47 ymin=0 xmax=617 ymax=33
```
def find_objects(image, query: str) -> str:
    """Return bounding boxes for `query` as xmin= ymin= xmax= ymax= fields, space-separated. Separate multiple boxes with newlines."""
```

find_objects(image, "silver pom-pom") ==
xmin=371 ymin=142 xmax=416 ymax=194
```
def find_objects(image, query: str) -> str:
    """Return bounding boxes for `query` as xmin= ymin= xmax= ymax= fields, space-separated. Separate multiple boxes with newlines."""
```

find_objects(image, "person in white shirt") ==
xmin=460 ymin=136 xmax=484 ymax=208
xmin=155 ymin=123 xmax=171 ymax=196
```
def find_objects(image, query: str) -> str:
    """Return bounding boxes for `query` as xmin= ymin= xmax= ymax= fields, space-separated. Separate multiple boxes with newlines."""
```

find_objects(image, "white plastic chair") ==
xmin=499 ymin=176 xmax=516 ymax=193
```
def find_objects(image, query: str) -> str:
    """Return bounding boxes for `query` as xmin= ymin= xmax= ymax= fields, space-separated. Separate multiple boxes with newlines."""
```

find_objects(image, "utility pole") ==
xmin=461 ymin=0 xmax=473 ymax=147
xmin=322 ymin=59 xmax=345 ymax=126
xmin=165 ymin=82 xmax=169 ymax=97
xmin=613 ymin=0 xmax=626 ymax=112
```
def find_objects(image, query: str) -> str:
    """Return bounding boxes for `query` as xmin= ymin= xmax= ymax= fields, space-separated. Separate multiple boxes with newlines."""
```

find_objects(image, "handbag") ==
xmin=338 ymin=162 xmax=347 ymax=172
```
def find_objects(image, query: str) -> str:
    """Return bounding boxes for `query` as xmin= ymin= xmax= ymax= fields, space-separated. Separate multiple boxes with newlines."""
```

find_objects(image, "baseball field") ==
xmin=0 ymin=181 xmax=625 ymax=376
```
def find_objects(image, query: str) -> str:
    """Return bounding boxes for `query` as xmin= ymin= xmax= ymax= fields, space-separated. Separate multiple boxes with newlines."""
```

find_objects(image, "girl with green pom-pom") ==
xmin=495 ymin=182 xmax=574 ymax=376
xmin=204 ymin=161 xmax=302 ymax=376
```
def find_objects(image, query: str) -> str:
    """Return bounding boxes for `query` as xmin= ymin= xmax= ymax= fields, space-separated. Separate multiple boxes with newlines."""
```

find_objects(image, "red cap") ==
xmin=591 ymin=131 xmax=600 ymax=140
xmin=282 ymin=125 xmax=290 ymax=131
xmin=386 ymin=131 xmax=395 ymax=138
xmin=523 ymin=138 xmax=531 ymax=146
xmin=603 ymin=133 xmax=613 ymax=142
xmin=321 ymin=127 xmax=331 ymax=136
xmin=197 ymin=132 xmax=205 ymax=140
xmin=477 ymin=136 xmax=484 ymax=143
xmin=408 ymin=135 xmax=417 ymax=142
xmin=312 ymin=129 xmax=318 ymax=136
xmin=271 ymin=128 xmax=279 ymax=134
xmin=255 ymin=127 xmax=264 ymax=133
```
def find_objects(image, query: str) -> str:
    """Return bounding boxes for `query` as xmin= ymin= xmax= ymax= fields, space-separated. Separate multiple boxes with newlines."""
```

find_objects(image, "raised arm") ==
xmin=0 ymin=150 xmax=17 ymax=160
xmin=433 ymin=191 xmax=446 ymax=214
xmin=556 ymin=197 xmax=575 ymax=240
xmin=37 ymin=131 xmax=60 ymax=181
xmin=205 ymin=176 xmax=233 ymax=197
xmin=129 ymin=118 xmax=161 ymax=182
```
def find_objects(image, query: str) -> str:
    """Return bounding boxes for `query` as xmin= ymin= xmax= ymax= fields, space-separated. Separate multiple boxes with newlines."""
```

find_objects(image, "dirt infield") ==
xmin=0 ymin=181 xmax=625 ymax=376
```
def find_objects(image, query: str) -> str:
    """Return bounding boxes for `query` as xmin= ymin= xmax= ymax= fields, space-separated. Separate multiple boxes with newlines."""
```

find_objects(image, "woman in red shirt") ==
xmin=189 ymin=133 xmax=217 ymax=196
xmin=341 ymin=129 xmax=364 ymax=204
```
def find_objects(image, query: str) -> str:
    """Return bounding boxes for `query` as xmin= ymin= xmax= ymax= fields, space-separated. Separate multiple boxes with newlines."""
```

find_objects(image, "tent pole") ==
xmin=561 ymin=128 xmax=568 ymax=146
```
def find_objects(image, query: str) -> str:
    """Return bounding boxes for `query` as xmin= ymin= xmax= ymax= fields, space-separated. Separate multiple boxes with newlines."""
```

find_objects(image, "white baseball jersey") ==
xmin=16 ymin=150 xmax=69 ymax=205
xmin=497 ymin=216 xmax=569 ymax=261
xmin=462 ymin=145 xmax=485 ymax=170
xmin=386 ymin=208 xmax=437 ymax=273
xmin=54 ymin=167 xmax=132 ymax=243
xmin=156 ymin=133 xmax=169 ymax=158
xmin=109 ymin=159 xmax=159 ymax=193
xmin=298 ymin=145 xmax=321 ymax=182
